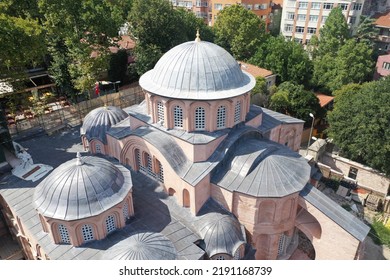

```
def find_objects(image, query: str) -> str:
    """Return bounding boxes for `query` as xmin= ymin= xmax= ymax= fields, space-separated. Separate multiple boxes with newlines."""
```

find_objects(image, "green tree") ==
xmin=39 ymin=0 xmax=128 ymax=96
xmin=0 ymin=2 xmax=46 ymax=90
xmin=214 ymin=4 xmax=266 ymax=60
xmin=327 ymin=78 xmax=390 ymax=175
xmin=251 ymin=76 xmax=269 ymax=107
xmin=317 ymin=7 xmax=350 ymax=57
xmin=250 ymin=36 xmax=312 ymax=87
xmin=355 ymin=15 xmax=379 ymax=48
xmin=128 ymin=0 xmax=186 ymax=53
xmin=313 ymin=39 xmax=374 ymax=92
xmin=269 ymin=82 xmax=321 ymax=123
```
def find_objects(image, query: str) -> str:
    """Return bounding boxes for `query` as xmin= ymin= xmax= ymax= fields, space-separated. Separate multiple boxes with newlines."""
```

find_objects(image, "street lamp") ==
xmin=306 ymin=113 xmax=315 ymax=155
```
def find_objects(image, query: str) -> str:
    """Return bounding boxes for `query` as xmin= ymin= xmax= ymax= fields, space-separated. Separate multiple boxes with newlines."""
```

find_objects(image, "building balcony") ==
xmin=378 ymin=35 xmax=390 ymax=43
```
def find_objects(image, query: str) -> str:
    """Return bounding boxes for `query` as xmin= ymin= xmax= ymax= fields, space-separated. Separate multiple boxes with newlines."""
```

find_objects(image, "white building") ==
xmin=280 ymin=0 xmax=365 ymax=44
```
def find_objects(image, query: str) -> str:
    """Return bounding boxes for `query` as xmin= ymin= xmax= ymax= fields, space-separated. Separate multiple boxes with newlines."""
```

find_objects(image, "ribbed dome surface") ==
xmin=103 ymin=232 xmax=177 ymax=260
xmin=195 ymin=213 xmax=245 ymax=257
xmin=139 ymin=40 xmax=255 ymax=100
xmin=212 ymin=139 xmax=311 ymax=197
xmin=81 ymin=106 xmax=128 ymax=143
xmin=33 ymin=155 xmax=132 ymax=221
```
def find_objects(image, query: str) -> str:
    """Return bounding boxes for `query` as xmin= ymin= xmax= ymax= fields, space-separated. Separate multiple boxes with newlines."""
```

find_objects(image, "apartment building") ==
xmin=169 ymin=0 xmax=273 ymax=26
xmin=280 ymin=0 xmax=365 ymax=44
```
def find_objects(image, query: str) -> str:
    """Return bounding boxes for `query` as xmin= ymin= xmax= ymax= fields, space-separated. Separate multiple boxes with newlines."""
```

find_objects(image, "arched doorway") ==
xmin=183 ymin=189 xmax=190 ymax=208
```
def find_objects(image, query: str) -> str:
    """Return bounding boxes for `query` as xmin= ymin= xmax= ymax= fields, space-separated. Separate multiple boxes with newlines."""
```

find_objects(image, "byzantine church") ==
xmin=0 ymin=34 xmax=369 ymax=260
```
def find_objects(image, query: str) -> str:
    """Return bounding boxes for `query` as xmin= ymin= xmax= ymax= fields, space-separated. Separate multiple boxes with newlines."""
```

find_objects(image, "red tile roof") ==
xmin=374 ymin=10 xmax=390 ymax=28
xmin=239 ymin=61 xmax=273 ymax=78
xmin=315 ymin=93 xmax=334 ymax=108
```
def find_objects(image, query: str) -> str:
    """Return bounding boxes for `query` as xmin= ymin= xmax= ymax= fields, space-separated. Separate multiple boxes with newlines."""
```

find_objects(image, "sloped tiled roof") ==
xmin=374 ymin=10 xmax=390 ymax=28
xmin=315 ymin=93 xmax=334 ymax=108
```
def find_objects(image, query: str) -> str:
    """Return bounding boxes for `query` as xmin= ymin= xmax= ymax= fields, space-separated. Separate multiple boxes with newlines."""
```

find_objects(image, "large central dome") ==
xmin=139 ymin=40 xmax=255 ymax=100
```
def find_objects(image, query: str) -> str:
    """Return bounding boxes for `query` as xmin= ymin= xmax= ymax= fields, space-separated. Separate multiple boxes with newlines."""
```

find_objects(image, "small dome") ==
xmin=81 ymin=106 xmax=128 ymax=143
xmin=139 ymin=40 xmax=255 ymax=100
xmin=212 ymin=139 xmax=311 ymax=197
xmin=33 ymin=154 xmax=132 ymax=221
xmin=195 ymin=213 xmax=245 ymax=257
xmin=103 ymin=232 xmax=177 ymax=260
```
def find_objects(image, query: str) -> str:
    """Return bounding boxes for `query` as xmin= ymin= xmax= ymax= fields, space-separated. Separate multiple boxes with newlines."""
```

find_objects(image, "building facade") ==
xmin=169 ymin=0 xmax=273 ymax=26
xmin=373 ymin=10 xmax=390 ymax=52
xmin=280 ymin=0 xmax=365 ymax=44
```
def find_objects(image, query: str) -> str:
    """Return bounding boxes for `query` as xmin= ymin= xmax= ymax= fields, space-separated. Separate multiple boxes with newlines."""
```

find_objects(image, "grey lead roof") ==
xmin=194 ymin=212 xmax=245 ymax=257
xmin=212 ymin=138 xmax=311 ymax=197
xmin=103 ymin=232 xmax=177 ymax=260
xmin=259 ymin=107 xmax=304 ymax=133
xmin=81 ymin=105 xmax=128 ymax=143
xmin=300 ymin=184 xmax=370 ymax=242
xmin=139 ymin=40 xmax=255 ymax=100
xmin=33 ymin=155 xmax=132 ymax=221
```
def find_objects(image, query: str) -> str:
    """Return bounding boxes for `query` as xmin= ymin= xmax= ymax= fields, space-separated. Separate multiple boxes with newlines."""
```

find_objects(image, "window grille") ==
xmin=158 ymin=161 xmax=164 ymax=183
xmin=157 ymin=102 xmax=164 ymax=124
xmin=195 ymin=107 xmax=205 ymax=130
xmin=173 ymin=106 xmax=183 ymax=128
xmin=105 ymin=215 xmax=116 ymax=234
xmin=234 ymin=101 xmax=241 ymax=124
xmin=123 ymin=202 xmax=129 ymax=221
xmin=216 ymin=106 xmax=226 ymax=129
xmin=277 ymin=234 xmax=287 ymax=256
xmin=81 ymin=224 xmax=94 ymax=242
xmin=58 ymin=224 xmax=70 ymax=244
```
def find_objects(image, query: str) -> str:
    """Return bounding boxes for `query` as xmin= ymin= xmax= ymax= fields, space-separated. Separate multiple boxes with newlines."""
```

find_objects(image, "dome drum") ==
xmin=33 ymin=154 xmax=134 ymax=247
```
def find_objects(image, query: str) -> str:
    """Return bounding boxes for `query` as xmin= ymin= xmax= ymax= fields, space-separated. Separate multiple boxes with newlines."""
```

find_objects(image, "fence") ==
xmin=8 ymin=84 xmax=144 ymax=136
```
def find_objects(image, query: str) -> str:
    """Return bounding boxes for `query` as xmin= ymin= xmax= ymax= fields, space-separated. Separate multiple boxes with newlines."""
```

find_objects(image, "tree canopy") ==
xmin=38 ymin=0 xmax=128 ymax=97
xmin=269 ymin=82 xmax=321 ymax=123
xmin=128 ymin=0 xmax=213 ymax=75
xmin=312 ymin=38 xmax=374 ymax=92
xmin=214 ymin=4 xmax=266 ymax=60
xmin=0 ymin=1 xmax=46 ymax=90
xmin=317 ymin=7 xmax=350 ymax=57
xmin=250 ymin=36 xmax=312 ymax=87
xmin=312 ymin=7 xmax=374 ymax=93
xmin=327 ymin=78 xmax=390 ymax=175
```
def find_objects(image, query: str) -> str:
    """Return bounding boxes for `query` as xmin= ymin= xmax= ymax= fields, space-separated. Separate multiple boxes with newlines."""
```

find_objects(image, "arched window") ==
xmin=195 ymin=107 xmax=205 ymax=130
xmin=277 ymin=234 xmax=287 ymax=257
xmin=105 ymin=215 xmax=116 ymax=234
xmin=173 ymin=105 xmax=183 ymax=128
xmin=58 ymin=224 xmax=70 ymax=244
xmin=183 ymin=189 xmax=190 ymax=208
xmin=157 ymin=101 xmax=164 ymax=124
xmin=145 ymin=153 xmax=153 ymax=176
xmin=215 ymin=255 xmax=225 ymax=260
xmin=135 ymin=149 xmax=141 ymax=170
xmin=216 ymin=106 xmax=226 ymax=129
xmin=123 ymin=202 xmax=129 ymax=222
xmin=81 ymin=224 xmax=94 ymax=243
xmin=95 ymin=144 xmax=102 ymax=154
xmin=234 ymin=101 xmax=241 ymax=124
xmin=156 ymin=160 xmax=164 ymax=183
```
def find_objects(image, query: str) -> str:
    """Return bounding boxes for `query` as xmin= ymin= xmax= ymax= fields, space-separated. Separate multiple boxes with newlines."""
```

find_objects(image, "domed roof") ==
xmin=81 ymin=105 xmax=128 ymax=144
xmin=195 ymin=213 xmax=245 ymax=257
xmin=33 ymin=153 xmax=132 ymax=221
xmin=139 ymin=39 xmax=255 ymax=100
xmin=212 ymin=139 xmax=311 ymax=197
xmin=103 ymin=232 xmax=177 ymax=260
